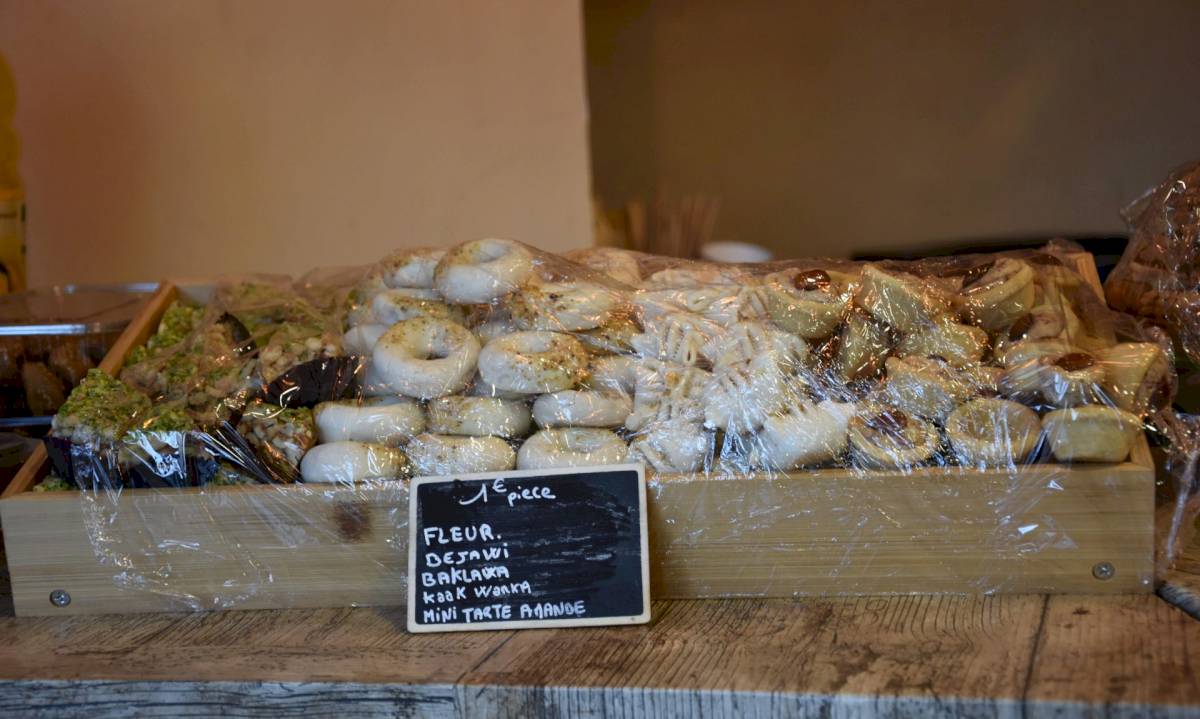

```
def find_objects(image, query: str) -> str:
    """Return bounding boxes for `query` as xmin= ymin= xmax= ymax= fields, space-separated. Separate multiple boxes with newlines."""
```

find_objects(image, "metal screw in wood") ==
xmin=49 ymin=589 xmax=71 ymax=607
xmin=1092 ymin=562 xmax=1115 ymax=580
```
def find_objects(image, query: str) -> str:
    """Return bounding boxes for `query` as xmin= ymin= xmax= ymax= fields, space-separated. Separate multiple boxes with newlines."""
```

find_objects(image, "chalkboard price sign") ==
xmin=406 ymin=464 xmax=649 ymax=633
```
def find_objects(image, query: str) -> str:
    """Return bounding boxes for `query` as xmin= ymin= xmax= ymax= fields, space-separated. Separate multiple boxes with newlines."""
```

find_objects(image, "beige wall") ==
xmin=587 ymin=0 xmax=1200 ymax=259
xmin=1 ymin=0 xmax=593 ymax=286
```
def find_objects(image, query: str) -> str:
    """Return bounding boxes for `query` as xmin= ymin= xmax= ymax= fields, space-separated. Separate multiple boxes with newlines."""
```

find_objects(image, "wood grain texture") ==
xmin=0 ymin=681 xmax=458 ymax=719
xmin=0 ymin=592 xmax=1196 ymax=716
xmin=650 ymin=457 xmax=1154 ymax=597
xmin=1027 ymin=595 xmax=1200 ymax=714
xmin=462 ymin=596 xmax=1044 ymax=710
xmin=0 ymin=604 xmax=508 ymax=685
xmin=1161 ymin=521 xmax=1200 ymax=620
xmin=1 ymin=482 xmax=411 ymax=616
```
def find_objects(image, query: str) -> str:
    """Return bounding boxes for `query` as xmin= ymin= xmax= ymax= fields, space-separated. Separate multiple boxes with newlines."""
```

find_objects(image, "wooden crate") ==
xmin=0 ymin=256 xmax=1156 ymax=616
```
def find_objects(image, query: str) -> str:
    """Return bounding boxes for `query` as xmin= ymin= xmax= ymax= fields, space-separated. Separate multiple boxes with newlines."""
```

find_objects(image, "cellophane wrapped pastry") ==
xmin=32 ymin=236 xmax=1194 ymax=607
xmin=1106 ymin=159 xmax=1200 ymax=573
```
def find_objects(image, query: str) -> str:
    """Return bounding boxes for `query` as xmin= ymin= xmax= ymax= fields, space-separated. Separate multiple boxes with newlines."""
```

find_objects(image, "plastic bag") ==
xmin=33 ymin=236 xmax=1184 ymax=607
xmin=1106 ymin=159 xmax=1200 ymax=573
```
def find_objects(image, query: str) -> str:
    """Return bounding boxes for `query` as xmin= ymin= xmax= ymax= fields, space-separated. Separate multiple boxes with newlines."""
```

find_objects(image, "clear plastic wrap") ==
xmin=1106 ymin=159 xmax=1200 ymax=573
xmin=21 ymin=236 xmax=1186 ymax=609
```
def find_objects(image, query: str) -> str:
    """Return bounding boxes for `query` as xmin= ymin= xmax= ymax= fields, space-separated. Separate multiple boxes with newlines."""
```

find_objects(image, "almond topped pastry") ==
xmin=1038 ymin=350 xmax=1106 ymax=408
xmin=954 ymin=257 xmax=1036 ymax=331
xmin=848 ymin=407 xmax=940 ymax=470
xmin=764 ymin=267 xmax=856 ymax=338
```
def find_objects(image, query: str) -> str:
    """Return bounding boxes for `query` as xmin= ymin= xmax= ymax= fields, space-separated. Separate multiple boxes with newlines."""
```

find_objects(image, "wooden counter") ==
xmin=0 ymin=536 xmax=1197 ymax=718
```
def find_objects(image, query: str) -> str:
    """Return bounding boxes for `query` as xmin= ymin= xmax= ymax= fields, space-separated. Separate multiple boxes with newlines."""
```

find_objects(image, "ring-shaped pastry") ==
xmin=532 ymin=390 xmax=632 ymax=428
xmin=426 ymin=395 xmax=532 ymax=438
xmin=478 ymin=331 xmax=588 ymax=393
xmin=587 ymin=354 xmax=639 ymax=395
xmin=517 ymin=428 xmax=628 ymax=470
xmin=434 ymin=238 xmax=534 ymax=304
xmin=407 ymin=433 xmax=516 ymax=476
xmin=343 ymin=323 xmax=387 ymax=355
xmin=371 ymin=290 xmax=464 ymax=327
xmin=379 ymin=247 xmax=444 ymax=289
xmin=576 ymin=314 xmax=640 ymax=355
xmin=314 ymin=397 xmax=426 ymax=445
xmin=508 ymin=279 xmax=620 ymax=331
xmin=300 ymin=441 xmax=410 ymax=483
xmin=372 ymin=318 xmax=480 ymax=399
xmin=564 ymin=246 xmax=642 ymax=286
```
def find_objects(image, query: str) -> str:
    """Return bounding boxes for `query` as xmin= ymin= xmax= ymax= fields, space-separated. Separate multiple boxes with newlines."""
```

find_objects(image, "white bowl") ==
xmin=700 ymin=241 xmax=772 ymax=264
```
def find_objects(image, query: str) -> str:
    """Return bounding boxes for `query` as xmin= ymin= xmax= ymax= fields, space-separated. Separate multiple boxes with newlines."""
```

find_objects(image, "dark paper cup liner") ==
xmin=264 ymin=355 xmax=360 ymax=408
xmin=217 ymin=313 xmax=257 ymax=356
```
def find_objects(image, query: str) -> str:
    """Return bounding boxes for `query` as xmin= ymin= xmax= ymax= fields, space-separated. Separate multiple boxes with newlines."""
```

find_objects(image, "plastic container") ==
xmin=0 ymin=284 xmax=157 ymax=428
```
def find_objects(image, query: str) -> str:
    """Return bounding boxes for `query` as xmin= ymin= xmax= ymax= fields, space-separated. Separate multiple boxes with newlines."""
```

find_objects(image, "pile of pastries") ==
xmin=1106 ymin=159 xmax=1200 ymax=363
xmin=41 ymin=238 xmax=1173 ymax=489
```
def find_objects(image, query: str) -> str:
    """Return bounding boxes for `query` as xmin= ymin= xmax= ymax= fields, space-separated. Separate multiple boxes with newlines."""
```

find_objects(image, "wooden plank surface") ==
xmin=0 ymin=589 xmax=1196 ymax=717
xmin=1026 ymin=595 xmax=1200 ymax=713
xmin=1161 ymin=519 xmax=1200 ymax=620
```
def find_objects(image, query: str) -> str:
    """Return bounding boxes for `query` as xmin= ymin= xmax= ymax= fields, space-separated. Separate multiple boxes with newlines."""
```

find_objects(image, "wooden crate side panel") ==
xmin=2 ymin=483 xmax=410 ymax=616
xmin=649 ymin=462 xmax=1154 ymax=596
xmin=4 ymin=459 xmax=1153 ymax=616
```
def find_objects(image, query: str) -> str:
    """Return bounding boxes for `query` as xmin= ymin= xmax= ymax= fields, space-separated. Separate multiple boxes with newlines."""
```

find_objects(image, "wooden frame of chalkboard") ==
xmin=406 ymin=464 xmax=651 ymax=633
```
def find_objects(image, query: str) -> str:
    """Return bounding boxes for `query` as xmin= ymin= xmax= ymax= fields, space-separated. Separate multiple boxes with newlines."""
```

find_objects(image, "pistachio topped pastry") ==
xmin=52 ymin=369 xmax=151 ymax=444
xmin=258 ymin=324 xmax=344 ymax=384
xmin=126 ymin=302 xmax=202 ymax=366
